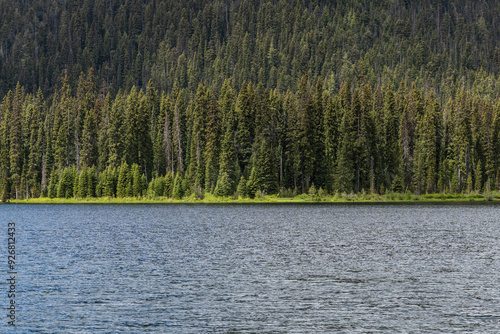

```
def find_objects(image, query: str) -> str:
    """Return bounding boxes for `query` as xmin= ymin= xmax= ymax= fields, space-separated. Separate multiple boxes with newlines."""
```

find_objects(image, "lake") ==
xmin=1 ymin=203 xmax=500 ymax=333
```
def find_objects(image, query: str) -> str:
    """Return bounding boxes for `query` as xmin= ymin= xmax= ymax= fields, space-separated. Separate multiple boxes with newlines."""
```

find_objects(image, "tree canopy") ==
xmin=1 ymin=0 xmax=500 ymax=200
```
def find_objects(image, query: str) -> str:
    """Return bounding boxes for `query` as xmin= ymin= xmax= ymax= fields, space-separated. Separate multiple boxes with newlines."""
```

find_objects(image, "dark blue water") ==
xmin=1 ymin=204 xmax=500 ymax=333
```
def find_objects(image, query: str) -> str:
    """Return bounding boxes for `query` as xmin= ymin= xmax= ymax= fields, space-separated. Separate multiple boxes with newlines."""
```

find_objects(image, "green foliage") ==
xmin=116 ymin=162 xmax=130 ymax=198
xmin=172 ymin=173 xmax=184 ymax=199
xmin=57 ymin=167 xmax=75 ymax=199
xmin=3 ymin=1 xmax=500 ymax=201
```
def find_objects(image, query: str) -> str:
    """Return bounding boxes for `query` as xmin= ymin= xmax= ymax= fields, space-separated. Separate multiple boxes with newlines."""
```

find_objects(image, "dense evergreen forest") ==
xmin=1 ymin=0 xmax=500 ymax=200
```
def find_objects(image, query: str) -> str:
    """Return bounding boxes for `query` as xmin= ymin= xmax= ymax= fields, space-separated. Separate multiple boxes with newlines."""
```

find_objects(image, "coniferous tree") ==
xmin=296 ymin=74 xmax=313 ymax=191
xmin=0 ymin=92 xmax=12 ymax=201
xmin=215 ymin=79 xmax=237 ymax=197
xmin=131 ymin=163 xmax=143 ymax=198
xmin=204 ymin=90 xmax=220 ymax=192
xmin=383 ymin=86 xmax=402 ymax=191
xmin=116 ymin=161 xmax=130 ymax=198
xmin=164 ymin=172 xmax=173 ymax=198
xmin=97 ymin=93 xmax=113 ymax=173
xmin=172 ymin=172 xmax=184 ymax=199
xmin=48 ymin=169 xmax=59 ymax=199
xmin=453 ymin=88 xmax=473 ymax=193
xmin=81 ymin=101 xmax=99 ymax=168
xmin=400 ymin=85 xmax=423 ymax=192
xmin=107 ymin=92 xmax=126 ymax=169
xmin=27 ymin=88 xmax=45 ymax=197
xmin=172 ymin=91 xmax=186 ymax=174
xmin=161 ymin=94 xmax=173 ymax=174
xmin=78 ymin=167 xmax=89 ymax=198
xmin=10 ymin=86 xmax=23 ymax=199
xmin=335 ymin=88 xmax=357 ymax=194
xmin=188 ymin=84 xmax=208 ymax=191
xmin=236 ymin=82 xmax=255 ymax=176
xmin=357 ymin=84 xmax=376 ymax=193
xmin=284 ymin=90 xmax=301 ymax=190
xmin=324 ymin=95 xmax=340 ymax=192
xmin=53 ymin=74 xmax=74 ymax=170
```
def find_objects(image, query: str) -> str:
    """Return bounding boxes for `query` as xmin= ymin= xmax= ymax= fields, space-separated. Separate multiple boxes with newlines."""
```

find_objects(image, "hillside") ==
xmin=2 ymin=0 xmax=500 ymax=98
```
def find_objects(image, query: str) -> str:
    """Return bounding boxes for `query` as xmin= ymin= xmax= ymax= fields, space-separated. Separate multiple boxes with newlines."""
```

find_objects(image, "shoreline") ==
xmin=5 ymin=193 xmax=500 ymax=205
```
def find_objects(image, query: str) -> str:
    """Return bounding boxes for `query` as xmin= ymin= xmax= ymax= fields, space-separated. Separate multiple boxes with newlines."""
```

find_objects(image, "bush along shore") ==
xmin=6 ymin=189 xmax=500 ymax=204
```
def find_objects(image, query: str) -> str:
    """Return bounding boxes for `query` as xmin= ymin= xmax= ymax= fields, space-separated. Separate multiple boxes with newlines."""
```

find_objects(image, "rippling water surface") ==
xmin=1 ymin=204 xmax=500 ymax=333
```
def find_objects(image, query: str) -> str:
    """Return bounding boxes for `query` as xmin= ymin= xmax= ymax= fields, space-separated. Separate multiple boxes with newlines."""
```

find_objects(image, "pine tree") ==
xmin=97 ymin=93 xmax=112 ymax=172
xmin=164 ymin=172 xmax=173 ymax=197
xmin=172 ymin=92 xmax=186 ymax=174
xmin=57 ymin=167 xmax=75 ymax=198
xmin=116 ymin=161 xmax=130 ymax=198
xmin=107 ymin=92 xmax=125 ymax=168
xmin=78 ymin=167 xmax=89 ymax=198
xmin=0 ymin=92 xmax=12 ymax=201
xmin=284 ymin=90 xmax=301 ymax=190
xmin=383 ymin=86 xmax=402 ymax=191
xmin=235 ymin=82 xmax=255 ymax=175
xmin=187 ymin=84 xmax=208 ymax=190
xmin=215 ymin=79 xmax=237 ymax=196
xmin=204 ymin=89 xmax=220 ymax=192
xmin=400 ymin=85 xmax=423 ymax=192
xmin=324 ymin=95 xmax=340 ymax=191
xmin=131 ymin=163 xmax=142 ymax=197
xmin=357 ymin=84 xmax=376 ymax=193
xmin=452 ymin=88 xmax=473 ymax=193
xmin=124 ymin=87 xmax=140 ymax=166
xmin=53 ymin=74 xmax=75 ymax=170
xmin=310 ymin=79 xmax=327 ymax=189
xmin=81 ymin=101 xmax=99 ymax=168
xmin=87 ymin=166 xmax=97 ymax=197
xmin=75 ymin=70 xmax=96 ymax=170
xmin=296 ymin=74 xmax=313 ymax=191
xmin=27 ymin=88 xmax=45 ymax=197
xmin=172 ymin=172 xmax=184 ymax=199
xmin=250 ymin=138 xmax=278 ymax=195
xmin=482 ymin=100 xmax=499 ymax=191
xmin=102 ymin=166 xmax=118 ymax=197
xmin=335 ymin=88 xmax=357 ymax=194
xmin=48 ymin=169 xmax=59 ymax=199
xmin=161 ymin=94 xmax=173 ymax=174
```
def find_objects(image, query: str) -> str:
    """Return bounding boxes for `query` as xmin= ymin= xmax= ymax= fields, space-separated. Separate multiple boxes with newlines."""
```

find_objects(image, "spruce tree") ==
xmin=172 ymin=172 xmax=184 ymax=199
xmin=187 ymin=84 xmax=207 ymax=191
xmin=204 ymin=90 xmax=220 ymax=192
xmin=10 ymin=84 xmax=23 ymax=199
xmin=215 ymin=79 xmax=237 ymax=196
xmin=324 ymin=95 xmax=340 ymax=192
xmin=131 ymin=163 xmax=142 ymax=198
xmin=27 ymin=88 xmax=45 ymax=197
xmin=383 ymin=86 xmax=401 ymax=191
xmin=452 ymin=88 xmax=473 ymax=193
xmin=0 ymin=93 xmax=11 ymax=201
xmin=81 ymin=102 xmax=99 ymax=168
xmin=116 ymin=162 xmax=130 ymax=198
xmin=78 ymin=168 xmax=89 ymax=198
xmin=236 ymin=82 xmax=255 ymax=175
xmin=335 ymin=89 xmax=357 ymax=194
xmin=107 ymin=92 xmax=125 ymax=168
xmin=164 ymin=172 xmax=173 ymax=198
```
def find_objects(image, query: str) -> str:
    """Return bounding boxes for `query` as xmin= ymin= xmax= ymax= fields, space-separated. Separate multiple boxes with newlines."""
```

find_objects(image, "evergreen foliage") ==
xmin=2 ymin=0 xmax=500 ymax=201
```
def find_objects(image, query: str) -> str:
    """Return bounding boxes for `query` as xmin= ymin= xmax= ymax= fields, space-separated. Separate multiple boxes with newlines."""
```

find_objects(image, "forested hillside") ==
xmin=3 ymin=0 xmax=500 ymax=98
xmin=1 ymin=0 xmax=500 ymax=200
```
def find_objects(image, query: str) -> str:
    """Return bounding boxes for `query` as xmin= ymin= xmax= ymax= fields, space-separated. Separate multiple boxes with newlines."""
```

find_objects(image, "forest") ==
xmin=1 ymin=0 xmax=500 ymax=200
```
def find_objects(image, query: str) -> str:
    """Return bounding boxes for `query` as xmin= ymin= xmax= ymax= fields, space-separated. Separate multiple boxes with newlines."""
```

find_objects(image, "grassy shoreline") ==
xmin=5 ymin=192 xmax=500 ymax=204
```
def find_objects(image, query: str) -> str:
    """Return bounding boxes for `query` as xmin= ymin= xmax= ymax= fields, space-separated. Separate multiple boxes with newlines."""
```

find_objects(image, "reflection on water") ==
xmin=1 ymin=204 xmax=500 ymax=333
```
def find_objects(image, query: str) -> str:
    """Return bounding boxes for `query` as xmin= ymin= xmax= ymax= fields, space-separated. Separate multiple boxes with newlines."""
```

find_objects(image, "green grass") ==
xmin=5 ymin=191 xmax=500 ymax=204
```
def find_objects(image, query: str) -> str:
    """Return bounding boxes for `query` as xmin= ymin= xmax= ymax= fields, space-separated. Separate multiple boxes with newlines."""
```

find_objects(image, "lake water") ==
xmin=1 ymin=203 xmax=500 ymax=333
